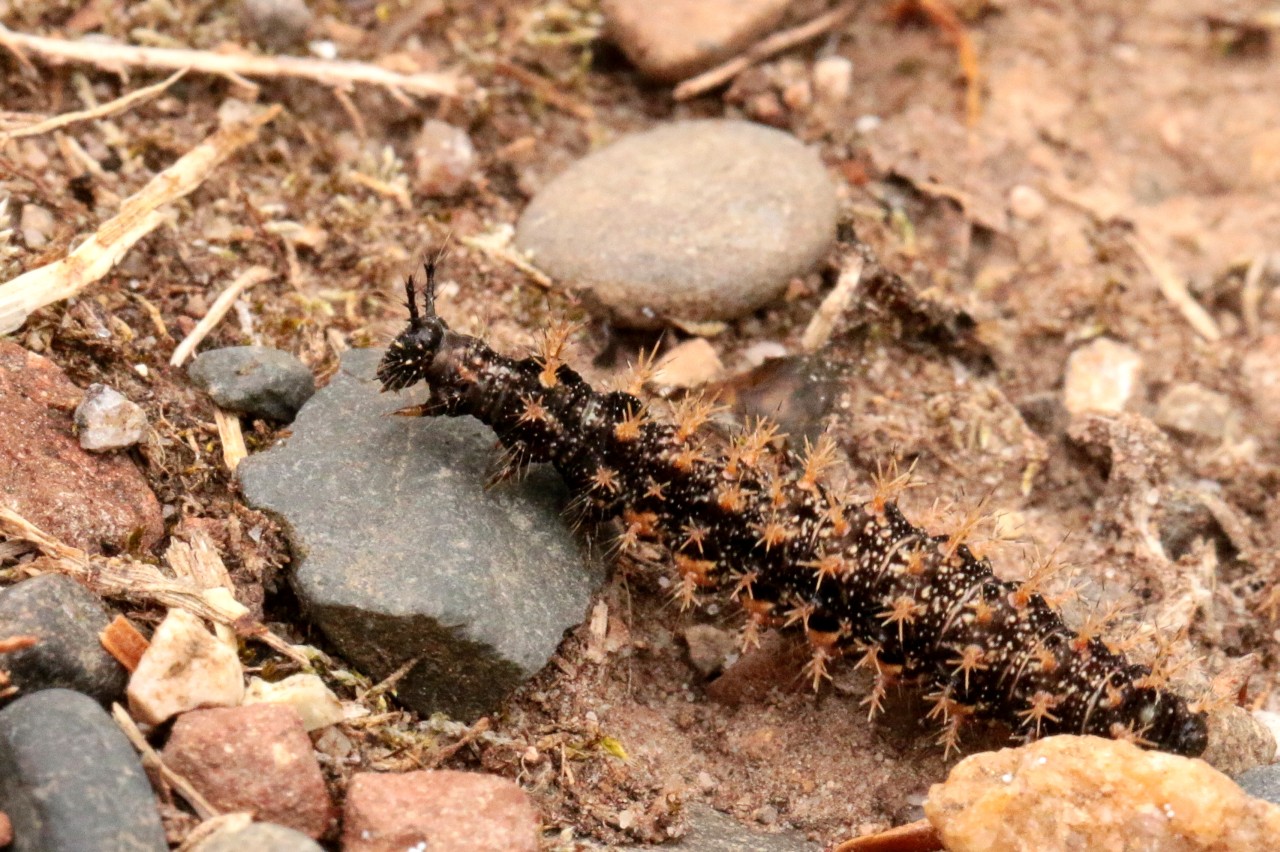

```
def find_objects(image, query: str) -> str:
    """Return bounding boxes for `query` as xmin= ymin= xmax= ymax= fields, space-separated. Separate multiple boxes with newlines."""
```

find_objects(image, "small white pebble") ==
xmin=308 ymin=39 xmax=337 ymax=59
xmin=855 ymin=114 xmax=882 ymax=134
xmin=1008 ymin=184 xmax=1048 ymax=222
xmin=812 ymin=56 xmax=854 ymax=105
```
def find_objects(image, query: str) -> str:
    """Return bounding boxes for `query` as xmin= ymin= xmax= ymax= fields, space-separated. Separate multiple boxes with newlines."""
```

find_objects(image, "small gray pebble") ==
xmin=0 ymin=574 xmax=127 ymax=706
xmin=74 ymin=384 xmax=146 ymax=452
xmin=238 ymin=349 xmax=605 ymax=722
xmin=515 ymin=120 xmax=838 ymax=329
xmin=197 ymin=822 xmax=324 ymax=852
xmin=241 ymin=0 xmax=313 ymax=50
xmin=0 ymin=689 xmax=166 ymax=852
xmin=189 ymin=346 xmax=316 ymax=422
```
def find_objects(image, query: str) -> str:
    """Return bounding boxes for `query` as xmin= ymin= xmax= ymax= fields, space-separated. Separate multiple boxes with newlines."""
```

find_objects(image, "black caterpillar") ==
xmin=376 ymin=263 xmax=1209 ymax=757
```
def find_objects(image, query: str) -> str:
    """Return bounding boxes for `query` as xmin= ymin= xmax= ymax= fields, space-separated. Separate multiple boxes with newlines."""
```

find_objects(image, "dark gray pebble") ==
xmin=188 ymin=346 xmax=316 ymax=422
xmin=0 ymin=689 xmax=166 ymax=851
xmin=0 ymin=574 xmax=127 ymax=706
xmin=239 ymin=349 xmax=606 ymax=722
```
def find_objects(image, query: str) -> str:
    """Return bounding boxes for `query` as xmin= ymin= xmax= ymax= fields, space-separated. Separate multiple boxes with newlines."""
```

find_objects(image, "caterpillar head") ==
xmin=378 ymin=262 xmax=448 ymax=392
xmin=1120 ymin=682 xmax=1209 ymax=757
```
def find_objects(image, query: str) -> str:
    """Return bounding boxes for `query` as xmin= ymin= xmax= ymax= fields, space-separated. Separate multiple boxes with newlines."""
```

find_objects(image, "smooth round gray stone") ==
xmin=0 ymin=574 xmax=127 ymax=706
xmin=0 ymin=689 xmax=166 ymax=852
xmin=238 ymin=349 xmax=606 ymax=722
xmin=198 ymin=822 xmax=324 ymax=852
xmin=188 ymin=346 xmax=316 ymax=422
xmin=515 ymin=120 xmax=838 ymax=329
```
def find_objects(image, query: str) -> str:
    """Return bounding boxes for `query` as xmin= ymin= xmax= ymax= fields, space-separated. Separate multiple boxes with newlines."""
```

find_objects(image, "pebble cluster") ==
xmin=379 ymin=266 xmax=1210 ymax=757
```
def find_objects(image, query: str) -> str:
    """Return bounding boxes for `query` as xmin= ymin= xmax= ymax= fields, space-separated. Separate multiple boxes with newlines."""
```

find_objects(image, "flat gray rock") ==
xmin=239 ymin=349 xmax=605 ymax=722
xmin=189 ymin=346 xmax=315 ymax=422
xmin=1237 ymin=765 xmax=1280 ymax=806
xmin=0 ymin=689 xmax=166 ymax=852
xmin=515 ymin=120 xmax=838 ymax=329
xmin=674 ymin=805 xmax=820 ymax=852
xmin=0 ymin=574 xmax=127 ymax=706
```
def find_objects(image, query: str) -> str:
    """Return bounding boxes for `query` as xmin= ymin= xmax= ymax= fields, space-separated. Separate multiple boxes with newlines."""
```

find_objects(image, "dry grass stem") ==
xmin=673 ymin=1 xmax=860 ymax=101
xmin=0 ymin=104 xmax=281 ymax=335
xmin=0 ymin=23 xmax=460 ymax=99
xmin=1126 ymin=233 xmax=1222 ymax=342
xmin=346 ymin=169 xmax=412 ymax=210
xmin=492 ymin=59 xmax=594 ymax=121
xmin=459 ymin=226 xmax=553 ymax=289
xmin=0 ymin=506 xmax=306 ymax=664
xmin=0 ymin=68 xmax=186 ymax=143
xmin=1241 ymin=252 xmax=1271 ymax=339
xmin=802 ymin=252 xmax=865 ymax=352
xmin=111 ymin=703 xmax=221 ymax=820
xmin=169 ymin=266 xmax=274 ymax=366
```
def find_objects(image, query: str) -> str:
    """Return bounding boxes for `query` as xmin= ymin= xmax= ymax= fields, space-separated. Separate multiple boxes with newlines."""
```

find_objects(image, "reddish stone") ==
xmin=162 ymin=704 xmax=332 ymax=839
xmin=705 ymin=632 xmax=807 ymax=706
xmin=602 ymin=0 xmax=791 ymax=83
xmin=343 ymin=770 xmax=538 ymax=852
xmin=0 ymin=341 xmax=162 ymax=553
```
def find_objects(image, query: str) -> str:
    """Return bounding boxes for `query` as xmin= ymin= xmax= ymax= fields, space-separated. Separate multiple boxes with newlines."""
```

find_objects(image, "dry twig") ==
xmin=169 ymin=266 xmax=275 ymax=366
xmin=0 ymin=506 xmax=307 ymax=665
xmin=112 ymin=703 xmax=221 ymax=820
xmin=0 ymin=23 xmax=460 ymax=99
xmin=900 ymin=0 xmax=983 ymax=126
xmin=674 ymin=1 xmax=860 ymax=101
xmin=459 ymin=226 xmax=553 ymax=289
xmin=492 ymin=59 xmax=594 ymax=121
xmin=346 ymin=169 xmax=412 ymax=210
xmin=213 ymin=408 xmax=248 ymax=471
xmin=802 ymin=253 xmax=866 ymax=352
xmin=0 ymin=104 xmax=281 ymax=335
xmin=424 ymin=716 xmax=491 ymax=768
xmin=0 ymin=68 xmax=186 ymax=143
xmin=1125 ymin=233 xmax=1222 ymax=343
xmin=1241 ymin=252 xmax=1272 ymax=339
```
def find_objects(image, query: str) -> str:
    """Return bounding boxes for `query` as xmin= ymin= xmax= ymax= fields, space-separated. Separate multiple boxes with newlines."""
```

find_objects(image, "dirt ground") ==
xmin=3 ymin=0 xmax=1280 ymax=848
